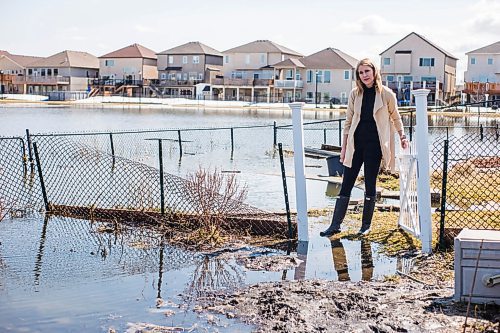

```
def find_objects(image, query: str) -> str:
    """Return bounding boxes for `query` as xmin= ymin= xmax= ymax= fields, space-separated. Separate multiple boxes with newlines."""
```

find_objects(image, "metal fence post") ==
xmin=323 ymin=128 xmax=327 ymax=145
xmin=480 ymin=124 xmax=483 ymax=141
xmin=439 ymin=139 xmax=449 ymax=250
xmin=409 ymin=110 xmax=414 ymax=142
xmin=230 ymin=127 xmax=234 ymax=152
xmin=278 ymin=143 xmax=293 ymax=239
xmin=109 ymin=133 xmax=115 ymax=166
xmin=273 ymin=121 xmax=277 ymax=146
xmin=19 ymin=138 xmax=28 ymax=176
xmin=25 ymin=129 xmax=35 ymax=173
xmin=32 ymin=142 xmax=50 ymax=212
xmin=496 ymin=124 xmax=499 ymax=141
xmin=338 ymin=119 xmax=342 ymax=146
xmin=177 ymin=130 xmax=183 ymax=158
xmin=158 ymin=139 xmax=165 ymax=215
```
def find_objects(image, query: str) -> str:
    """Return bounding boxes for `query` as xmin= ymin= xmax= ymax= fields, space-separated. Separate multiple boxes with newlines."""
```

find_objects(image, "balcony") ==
xmin=464 ymin=82 xmax=500 ymax=94
xmin=13 ymin=75 xmax=70 ymax=85
xmin=274 ymin=80 xmax=304 ymax=88
xmin=157 ymin=79 xmax=203 ymax=86
xmin=211 ymin=78 xmax=274 ymax=87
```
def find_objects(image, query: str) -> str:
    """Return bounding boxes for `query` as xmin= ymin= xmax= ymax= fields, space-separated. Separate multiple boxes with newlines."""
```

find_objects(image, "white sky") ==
xmin=2 ymin=0 xmax=500 ymax=83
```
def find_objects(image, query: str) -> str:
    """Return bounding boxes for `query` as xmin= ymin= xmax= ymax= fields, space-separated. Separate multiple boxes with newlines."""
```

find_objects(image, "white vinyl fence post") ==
xmin=412 ymin=89 xmax=433 ymax=253
xmin=289 ymin=102 xmax=309 ymax=241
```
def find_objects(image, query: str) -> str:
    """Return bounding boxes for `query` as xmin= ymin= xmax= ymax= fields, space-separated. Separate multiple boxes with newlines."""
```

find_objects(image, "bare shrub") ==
xmin=185 ymin=167 xmax=248 ymax=247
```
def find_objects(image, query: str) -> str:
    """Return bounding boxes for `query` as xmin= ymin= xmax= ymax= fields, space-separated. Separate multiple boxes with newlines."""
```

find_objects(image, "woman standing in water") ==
xmin=320 ymin=58 xmax=409 ymax=237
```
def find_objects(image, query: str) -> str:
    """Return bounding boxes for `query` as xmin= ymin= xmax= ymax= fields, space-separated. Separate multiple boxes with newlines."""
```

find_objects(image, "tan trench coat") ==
xmin=342 ymin=85 xmax=404 ymax=172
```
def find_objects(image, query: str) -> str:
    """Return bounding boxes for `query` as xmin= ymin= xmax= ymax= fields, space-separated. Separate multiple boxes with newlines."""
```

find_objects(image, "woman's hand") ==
xmin=340 ymin=146 xmax=346 ymax=162
xmin=400 ymin=135 xmax=409 ymax=149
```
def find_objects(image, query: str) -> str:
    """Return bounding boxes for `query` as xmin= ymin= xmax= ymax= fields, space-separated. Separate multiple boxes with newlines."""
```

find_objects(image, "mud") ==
xmin=194 ymin=253 xmax=499 ymax=333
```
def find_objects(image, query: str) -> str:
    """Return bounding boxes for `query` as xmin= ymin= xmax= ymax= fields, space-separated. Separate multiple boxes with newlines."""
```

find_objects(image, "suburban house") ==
xmin=94 ymin=43 xmax=157 ymax=97
xmin=379 ymin=32 xmax=458 ymax=105
xmin=20 ymin=50 xmax=98 ymax=95
xmin=273 ymin=48 xmax=357 ymax=104
xmin=156 ymin=41 xmax=223 ymax=98
xmin=0 ymin=51 xmax=42 ymax=94
xmin=213 ymin=40 xmax=303 ymax=102
xmin=463 ymin=41 xmax=500 ymax=104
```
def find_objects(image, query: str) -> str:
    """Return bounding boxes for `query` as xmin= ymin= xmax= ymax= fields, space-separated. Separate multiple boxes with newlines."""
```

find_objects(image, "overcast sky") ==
xmin=2 ymin=0 xmax=499 ymax=83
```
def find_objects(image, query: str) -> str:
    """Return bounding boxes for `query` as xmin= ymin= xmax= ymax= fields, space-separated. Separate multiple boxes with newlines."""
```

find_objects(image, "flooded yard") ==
xmin=1 ymin=104 xmax=499 ymax=332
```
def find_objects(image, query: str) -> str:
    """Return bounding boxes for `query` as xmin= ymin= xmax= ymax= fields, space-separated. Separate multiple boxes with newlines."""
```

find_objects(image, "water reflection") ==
xmin=330 ymin=239 xmax=373 ymax=281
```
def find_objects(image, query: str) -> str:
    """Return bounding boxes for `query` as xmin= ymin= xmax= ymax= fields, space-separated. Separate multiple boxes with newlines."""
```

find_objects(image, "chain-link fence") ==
xmin=431 ymin=126 xmax=500 ymax=246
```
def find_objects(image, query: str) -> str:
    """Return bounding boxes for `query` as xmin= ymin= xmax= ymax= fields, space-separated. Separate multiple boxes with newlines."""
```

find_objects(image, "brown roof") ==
xmin=28 ymin=50 xmax=99 ymax=69
xmin=223 ymin=40 xmax=303 ymax=57
xmin=272 ymin=58 xmax=306 ymax=68
xmin=466 ymin=41 xmax=500 ymax=54
xmin=0 ymin=50 xmax=42 ymax=67
xmin=158 ymin=41 xmax=223 ymax=56
xmin=300 ymin=48 xmax=358 ymax=69
xmin=380 ymin=32 xmax=458 ymax=60
xmin=100 ymin=43 xmax=157 ymax=59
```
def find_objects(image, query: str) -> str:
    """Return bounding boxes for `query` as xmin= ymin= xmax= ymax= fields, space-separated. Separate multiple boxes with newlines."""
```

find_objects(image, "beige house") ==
xmin=215 ymin=40 xmax=303 ymax=102
xmin=463 ymin=41 xmax=500 ymax=103
xmin=21 ymin=50 xmax=98 ymax=94
xmin=272 ymin=48 xmax=357 ymax=104
xmin=156 ymin=41 xmax=223 ymax=98
xmin=99 ymin=43 xmax=157 ymax=81
xmin=0 ymin=51 xmax=42 ymax=94
xmin=380 ymin=32 xmax=458 ymax=104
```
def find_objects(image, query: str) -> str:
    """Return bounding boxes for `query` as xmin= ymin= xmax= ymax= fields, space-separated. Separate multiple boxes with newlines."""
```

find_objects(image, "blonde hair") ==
xmin=355 ymin=58 xmax=383 ymax=95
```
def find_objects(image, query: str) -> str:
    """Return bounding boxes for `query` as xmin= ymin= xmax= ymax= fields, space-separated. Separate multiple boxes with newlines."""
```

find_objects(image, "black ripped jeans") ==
xmin=339 ymin=128 xmax=382 ymax=198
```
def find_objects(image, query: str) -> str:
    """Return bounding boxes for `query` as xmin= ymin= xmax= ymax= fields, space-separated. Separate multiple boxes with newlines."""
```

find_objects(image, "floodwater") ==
xmin=0 ymin=104 xmax=498 ymax=332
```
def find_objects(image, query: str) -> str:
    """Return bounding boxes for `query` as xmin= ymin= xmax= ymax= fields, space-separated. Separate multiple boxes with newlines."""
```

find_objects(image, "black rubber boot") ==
xmin=358 ymin=195 xmax=377 ymax=235
xmin=320 ymin=196 xmax=350 ymax=237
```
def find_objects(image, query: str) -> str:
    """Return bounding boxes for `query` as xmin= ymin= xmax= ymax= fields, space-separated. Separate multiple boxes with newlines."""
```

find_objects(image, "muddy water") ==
xmin=0 ymin=214 xmax=399 ymax=332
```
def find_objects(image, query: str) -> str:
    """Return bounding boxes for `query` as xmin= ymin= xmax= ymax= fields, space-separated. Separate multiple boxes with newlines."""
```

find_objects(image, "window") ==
xmin=41 ymin=69 xmax=46 ymax=76
xmin=419 ymin=57 xmax=435 ymax=67
xmin=28 ymin=69 xmax=33 ymax=75
xmin=105 ymin=60 xmax=114 ymax=66
xmin=192 ymin=56 xmax=199 ymax=64
xmin=168 ymin=56 xmax=173 ymax=64
xmin=225 ymin=55 xmax=229 ymax=63
xmin=316 ymin=70 xmax=323 ymax=83
xmin=488 ymin=58 xmax=493 ymax=65
xmin=285 ymin=69 xmax=293 ymax=79
xmin=386 ymin=75 xmax=394 ymax=82
xmin=403 ymin=76 xmax=413 ymax=82
xmin=470 ymin=57 xmax=476 ymax=65
xmin=306 ymin=70 xmax=312 ymax=83
xmin=324 ymin=70 xmax=331 ymax=83
xmin=306 ymin=92 xmax=313 ymax=99
xmin=160 ymin=73 xmax=166 ymax=80
xmin=295 ymin=71 xmax=301 ymax=80
xmin=198 ymin=73 xmax=203 ymax=80
xmin=344 ymin=70 xmax=350 ymax=80
xmin=245 ymin=54 xmax=250 ymax=64
xmin=183 ymin=73 xmax=188 ymax=80
xmin=54 ymin=69 xmax=58 ymax=76
xmin=383 ymin=57 xmax=391 ymax=66
xmin=421 ymin=76 xmax=436 ymax=82
xmin=260 ymin=53 xmax=265 ymax=64
xmin=182 ymin=56 xmax=188 ymax=64
xmin=47 ymin=69 xmax=52 ymax=76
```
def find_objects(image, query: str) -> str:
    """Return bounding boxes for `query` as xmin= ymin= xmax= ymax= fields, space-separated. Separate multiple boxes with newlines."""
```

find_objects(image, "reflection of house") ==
xmin=463 ymin=41 xmax=500 ymax=103
xmin=156 ymin=41 xmax=223 ymax=98
xmin=273 ymin=48 xmax=357 ymax=104
xmin=0 ymin=50 xmax=42 ymax=94
xmin=380 ymin=32 xmax=458 ymax=105
xmin=19 ymin=50 xmax=98 ymax=95
xmin=94 ymin=43 xmax=157 ymax=97
xmin=213 ymin=40 xmax=302 ymax=102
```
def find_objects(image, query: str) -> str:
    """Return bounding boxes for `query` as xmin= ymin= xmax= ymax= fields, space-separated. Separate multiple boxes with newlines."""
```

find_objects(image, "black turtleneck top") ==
xmin=354 ymin=86 xmax=379 ymax=144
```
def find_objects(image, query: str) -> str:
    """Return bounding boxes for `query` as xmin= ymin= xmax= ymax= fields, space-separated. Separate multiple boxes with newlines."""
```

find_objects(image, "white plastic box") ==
xmin=454 ymin=229 xmax=500 ymax=305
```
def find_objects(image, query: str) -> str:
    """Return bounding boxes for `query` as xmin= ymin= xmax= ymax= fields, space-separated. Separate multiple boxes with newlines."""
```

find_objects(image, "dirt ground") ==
xmin=195 ymin=252 xmax=499 ymax=333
